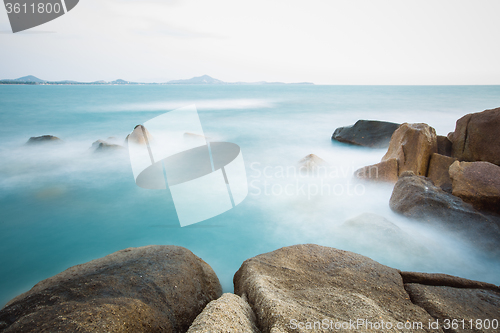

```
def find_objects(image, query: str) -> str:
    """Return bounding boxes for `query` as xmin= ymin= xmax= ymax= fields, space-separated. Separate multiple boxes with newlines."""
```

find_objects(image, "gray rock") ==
xmin=187 ymin=293 xmax=260 ymax=333
xmin=91 ymin=139 xmax=125 ymax=153
xmin=389 ymin=172 xmax=500 ymax=254
xmin=0 ymin=245 xmax=222 ymax=333
xmin=404 ymin=284 xmax=500 ymax=333
xmin=332 ymin=120 xmax=400 ymax=148
xmin=234 ymin=244 xmax=438 ymax=333
xmin=400 ymin=271 xmax=500 ymax=291
xmin=25 ymin=135 xmax=62 ymax=145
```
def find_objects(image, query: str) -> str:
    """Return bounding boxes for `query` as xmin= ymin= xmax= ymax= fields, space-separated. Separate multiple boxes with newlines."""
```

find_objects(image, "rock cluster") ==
xmin=1 ymin=245 xmax=499 ymax=333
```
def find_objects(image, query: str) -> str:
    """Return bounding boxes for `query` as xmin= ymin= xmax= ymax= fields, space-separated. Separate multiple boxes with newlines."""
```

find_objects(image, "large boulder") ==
xmin=234 ymin=244 xmax=438 ymax=333
xmin=0 ymin=246 xmax=222 ymax=333
xmin=25 ymin=135 xmax=62 ymax=145
xmin=354 ymin=158 xmax=399 ymax=182
xmin=449 ymin=161 xmax=500 ymax=215
xmin=382 ymin=123 xmax=438 ymax=177
xmin=389 ymin=172 xmax=500 ymax=253
xmin=426 ymin=153 xmax=457 ymax=191
xmin=449 ymin=107 xmax=500 ymax=166
xmin=332 ymin=120 xmax=400 ymax=148
xmin=186 ymin=293 xmax=260 ymax=333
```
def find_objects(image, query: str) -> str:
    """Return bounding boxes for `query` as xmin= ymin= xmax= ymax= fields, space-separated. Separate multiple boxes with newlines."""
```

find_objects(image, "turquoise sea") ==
xmin=1 ymin=85 xmax=500 ymax=307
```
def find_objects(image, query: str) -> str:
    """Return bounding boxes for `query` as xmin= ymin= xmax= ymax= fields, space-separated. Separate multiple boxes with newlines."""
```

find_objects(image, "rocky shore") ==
xmin=338 ymin=107 xmax=500 ymax=254
xmin=6 ymin=106 xmax=499 ymax=332
xmin=1 ymin=244 xmax=498 ymax=332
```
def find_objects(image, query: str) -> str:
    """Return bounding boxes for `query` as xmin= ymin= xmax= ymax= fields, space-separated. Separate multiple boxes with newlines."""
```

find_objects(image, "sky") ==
xmin=1 ymin=0 xmax=500 ymax=84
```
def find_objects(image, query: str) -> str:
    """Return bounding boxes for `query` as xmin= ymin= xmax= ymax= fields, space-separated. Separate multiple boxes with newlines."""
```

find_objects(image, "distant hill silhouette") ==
xmin=0 ymin=75 xmax=314 ymax=85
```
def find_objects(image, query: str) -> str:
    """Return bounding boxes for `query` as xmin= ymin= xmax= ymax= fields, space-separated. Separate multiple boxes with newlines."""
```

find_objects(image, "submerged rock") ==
xmin=449 ymin=161 xmax=500 ymax=215
xmin=0 ymin=245 xmax=222 ymax=333
xmin=382 ymin=123 xmax=438 ymax=177
xmin=332 ymin=120 xmax=400 ymax=148
xmin=449 ymin=107 xmax=500 ymax=166
xmin=297 ymin=154 xmax=327 ymax=173
xmin=337 ymin=213 xmax=429 ymax=259
xmin=25 ymin=135 xmax=62 ymax=145
xmin=234 ymin=244 xmax=437 ymax=332
xmin=187 ymin=293 xmax=260 ymax=333
xmin=91 ymin=139 xmax=125 ymax=153
xmin=389 ymin=172 xmax=500 ymax=253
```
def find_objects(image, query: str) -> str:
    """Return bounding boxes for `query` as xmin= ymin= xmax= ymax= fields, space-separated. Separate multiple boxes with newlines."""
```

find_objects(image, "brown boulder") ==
xmin=0 ymin=246 xmax=222 ymax=333
xmin=382 ymin=123 xmax=438 ymax=177
xmin=354 ymin=158 xmax=399 ymax=183
xmin=436 ymin=135 xmax=452 ymax=157
xmin=234 ymin=244 xmax=438 ymax=332
xmin=449 ymin=107 xmax=500 ymax=166
xmin=187 ymin=293 xmax=260 ymax=333
xmin=449 ymin=161 xmax=500 ymax=215
xmin=427 ymin=153 xmax=457 ymax=191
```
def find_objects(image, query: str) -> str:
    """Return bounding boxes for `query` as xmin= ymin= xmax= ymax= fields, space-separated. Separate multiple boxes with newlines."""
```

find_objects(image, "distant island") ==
xmin=0 ymin=75 xmax=314 ymax=85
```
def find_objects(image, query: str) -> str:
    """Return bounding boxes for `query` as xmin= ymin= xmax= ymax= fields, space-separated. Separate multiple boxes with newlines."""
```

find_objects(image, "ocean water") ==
xmin=0 ymin=85 xmax=499 ymax=307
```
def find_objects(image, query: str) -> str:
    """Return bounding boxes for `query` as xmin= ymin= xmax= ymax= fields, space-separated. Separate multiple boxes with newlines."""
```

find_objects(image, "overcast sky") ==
xmin=1 ymin=0 xmax=499 ymax=84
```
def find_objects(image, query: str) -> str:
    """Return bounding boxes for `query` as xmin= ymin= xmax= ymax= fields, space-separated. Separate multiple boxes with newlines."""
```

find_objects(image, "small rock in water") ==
xmin=297 ymin=154 xmax=327 ymax=173
xmin=25 ymin=135 xmax=62 ymax=145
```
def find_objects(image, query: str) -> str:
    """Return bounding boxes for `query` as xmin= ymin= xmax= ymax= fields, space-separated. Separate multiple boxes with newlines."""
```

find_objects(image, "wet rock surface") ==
xmin=332 ymin=120 xmax=400 ymax=148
